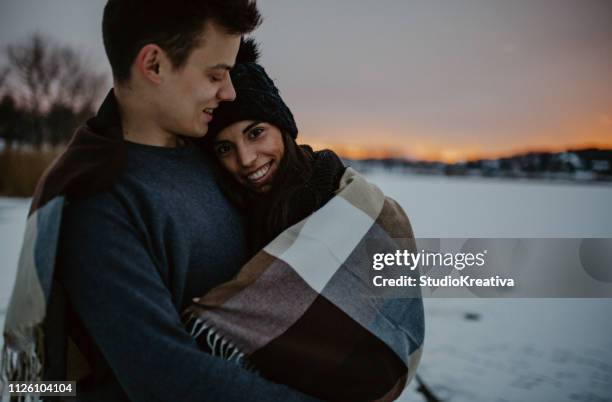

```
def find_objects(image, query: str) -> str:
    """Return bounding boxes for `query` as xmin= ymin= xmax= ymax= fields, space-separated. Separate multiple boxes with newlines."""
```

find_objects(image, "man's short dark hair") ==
xmin=103 ymin=0 xmax=262 ymax=83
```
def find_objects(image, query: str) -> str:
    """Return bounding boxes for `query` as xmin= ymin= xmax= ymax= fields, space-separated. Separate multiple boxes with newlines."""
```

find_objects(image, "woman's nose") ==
xmin=236 ymin=145 xmax=257 ymax=168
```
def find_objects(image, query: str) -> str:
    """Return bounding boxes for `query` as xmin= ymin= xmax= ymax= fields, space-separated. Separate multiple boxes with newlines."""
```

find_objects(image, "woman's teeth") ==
xmin=248 ymin=162 xmax=271 ymax=181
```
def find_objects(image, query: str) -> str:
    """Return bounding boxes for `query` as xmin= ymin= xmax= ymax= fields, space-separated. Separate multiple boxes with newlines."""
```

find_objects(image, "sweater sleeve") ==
xmin=57 ymin=193 xmax=320 ymax=402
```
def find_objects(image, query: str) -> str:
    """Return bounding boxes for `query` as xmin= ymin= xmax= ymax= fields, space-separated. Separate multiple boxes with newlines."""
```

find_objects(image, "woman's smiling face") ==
xmin=213 ymin=120 xmax=285 ymax=193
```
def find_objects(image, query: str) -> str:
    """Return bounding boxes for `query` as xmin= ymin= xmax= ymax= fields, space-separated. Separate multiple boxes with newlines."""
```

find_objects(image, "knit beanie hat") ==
xmin=207 ymin=39 xmax=298 ymax=140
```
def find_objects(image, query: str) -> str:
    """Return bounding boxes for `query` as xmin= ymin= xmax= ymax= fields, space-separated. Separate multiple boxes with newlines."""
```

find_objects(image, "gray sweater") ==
xmin=56 ymin=140 xmax=319 ymax=402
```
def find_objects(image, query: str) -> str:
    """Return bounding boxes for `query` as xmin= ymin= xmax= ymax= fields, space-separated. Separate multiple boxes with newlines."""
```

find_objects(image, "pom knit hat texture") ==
xmin=206 ymin=39 xmax=298 ymax=140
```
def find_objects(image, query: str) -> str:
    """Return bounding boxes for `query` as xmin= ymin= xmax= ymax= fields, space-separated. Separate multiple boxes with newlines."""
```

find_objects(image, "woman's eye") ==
xmin=248 ymin=127 xmax=264 ymax=139
xmin=215 ymin=144 xmax=231 ymax=155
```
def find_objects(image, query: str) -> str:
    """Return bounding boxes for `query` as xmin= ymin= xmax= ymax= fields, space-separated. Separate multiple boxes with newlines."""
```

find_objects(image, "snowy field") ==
xmin=369 ymin=173 xmax=612 ymax=402
xmin=1 ymin=173 xmax=611 ymax=401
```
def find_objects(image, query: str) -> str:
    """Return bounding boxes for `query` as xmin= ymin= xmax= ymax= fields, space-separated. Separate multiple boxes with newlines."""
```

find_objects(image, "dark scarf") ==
xmin=244 ymin=146 xmax=346 ymax=254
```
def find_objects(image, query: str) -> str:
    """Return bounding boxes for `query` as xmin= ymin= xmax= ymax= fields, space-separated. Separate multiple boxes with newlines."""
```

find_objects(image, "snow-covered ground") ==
xmin=367 ymin=172 xmax=612 ymax=238
xmin=366 ymin=173 xmax=612 ymax=402
xmin=1 ymin=173 xmax=611 ymax=401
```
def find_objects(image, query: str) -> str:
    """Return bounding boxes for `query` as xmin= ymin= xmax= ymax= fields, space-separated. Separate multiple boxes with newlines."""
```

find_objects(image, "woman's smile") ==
xmin=246 ymin=160 xmax=272 ymax=182
xmin=244 ymin=160 xmax=278 ymax=192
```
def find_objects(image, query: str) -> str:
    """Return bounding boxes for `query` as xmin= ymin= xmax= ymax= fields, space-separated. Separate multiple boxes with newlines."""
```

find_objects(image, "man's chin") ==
xmin=181 ymin=127 xmax=208 ymax=139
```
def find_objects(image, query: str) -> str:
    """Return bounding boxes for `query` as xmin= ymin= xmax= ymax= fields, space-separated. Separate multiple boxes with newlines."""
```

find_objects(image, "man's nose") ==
xmin=217 ymin=76 xmax=237 ymax=102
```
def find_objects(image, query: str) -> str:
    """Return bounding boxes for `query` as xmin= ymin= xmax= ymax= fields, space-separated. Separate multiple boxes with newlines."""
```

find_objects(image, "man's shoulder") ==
xmin=57 ymin=188 xmax=149 ymax=272
xmin=61 ymin=189 xmax=134 ymax=233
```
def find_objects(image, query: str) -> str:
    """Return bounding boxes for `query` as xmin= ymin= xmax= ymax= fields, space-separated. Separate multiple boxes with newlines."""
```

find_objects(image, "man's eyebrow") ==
xmin=207 ymin=63 xmax=234 ymax=71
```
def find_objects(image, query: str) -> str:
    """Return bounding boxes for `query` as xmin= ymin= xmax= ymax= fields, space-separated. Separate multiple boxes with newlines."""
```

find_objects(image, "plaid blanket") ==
xmin=1 ymin=91 xmax=127 ymax=401
xmin=183 ymin=167 xmax=424 ymax=402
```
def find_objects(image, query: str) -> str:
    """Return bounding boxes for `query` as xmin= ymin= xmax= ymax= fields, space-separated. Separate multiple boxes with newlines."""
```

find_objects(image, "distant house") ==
xmin=592 ymin=160 xmax=610 ymax=172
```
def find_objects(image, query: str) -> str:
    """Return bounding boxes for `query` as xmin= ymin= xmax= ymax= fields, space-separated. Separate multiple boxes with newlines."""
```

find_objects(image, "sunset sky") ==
xmin=1 ymin=0 xmax=611 ymax=162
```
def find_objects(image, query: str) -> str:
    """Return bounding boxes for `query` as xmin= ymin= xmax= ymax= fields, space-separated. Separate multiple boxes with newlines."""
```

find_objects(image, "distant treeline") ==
xmin=0 ymin=94 xmax=94 ymax=149
xmin=0 ymin=34 xmax=107 ymax=150
xmin=348 ymin=149 xmax=612 ymax=183
xmin=0 ymin=34 xmax=107 ymax=196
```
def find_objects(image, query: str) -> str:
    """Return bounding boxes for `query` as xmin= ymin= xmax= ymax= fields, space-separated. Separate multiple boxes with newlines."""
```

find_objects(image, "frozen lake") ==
xmin=1 ymin=173 xmax=611 ymax=401
xmin=369 ymin=173 xmax=612 ymax=402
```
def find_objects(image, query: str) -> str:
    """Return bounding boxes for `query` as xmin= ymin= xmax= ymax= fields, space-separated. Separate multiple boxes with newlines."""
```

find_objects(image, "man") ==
xmin=1 ymin=1 xmax=320 ymax=401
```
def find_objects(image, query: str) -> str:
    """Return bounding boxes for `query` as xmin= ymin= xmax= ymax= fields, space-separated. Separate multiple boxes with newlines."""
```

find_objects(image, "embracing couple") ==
xmin=1 ymin=1 xmax=423 ymax=401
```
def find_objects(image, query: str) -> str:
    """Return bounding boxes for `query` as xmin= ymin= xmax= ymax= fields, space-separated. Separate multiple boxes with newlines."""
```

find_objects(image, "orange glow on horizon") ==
xmin=301 ymin=138 xmax=612 ymax=163
xmin=299 ymin=117 xmax=612 ymax=162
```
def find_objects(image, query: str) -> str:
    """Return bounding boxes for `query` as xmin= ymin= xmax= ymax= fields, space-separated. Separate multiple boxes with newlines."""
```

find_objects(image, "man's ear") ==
xmin=135 ymin=44 xmax=165 ymax=85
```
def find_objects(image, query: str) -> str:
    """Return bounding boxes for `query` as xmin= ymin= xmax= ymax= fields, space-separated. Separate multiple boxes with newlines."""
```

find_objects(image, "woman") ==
xmin=204 ymin=61 xmax=346 ymax=257
xmin=185 ymin=42 xmax=424 ymax=402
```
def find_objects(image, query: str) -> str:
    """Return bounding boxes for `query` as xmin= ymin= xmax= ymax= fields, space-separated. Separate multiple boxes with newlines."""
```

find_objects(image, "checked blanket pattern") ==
xmin=183 ymin=168 xmax=424 ymax=402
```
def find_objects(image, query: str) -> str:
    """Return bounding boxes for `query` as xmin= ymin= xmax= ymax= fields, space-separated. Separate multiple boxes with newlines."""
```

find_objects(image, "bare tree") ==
xmin=51 ymin=45 xmax=107 ymax=113
xmin=4 ymin=33 xmax=107 ymax=147
xmin=0 ymin=66 xmax=10 ymax=97
xmin=0 ymin=94 xmax=21 ymax=151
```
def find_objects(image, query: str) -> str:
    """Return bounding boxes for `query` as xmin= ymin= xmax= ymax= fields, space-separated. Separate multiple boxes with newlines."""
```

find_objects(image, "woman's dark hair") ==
xmin=102 ymin=0 xmax=262 ymax=83
xmin=214 ymin=131 xmax=320 ymax=254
